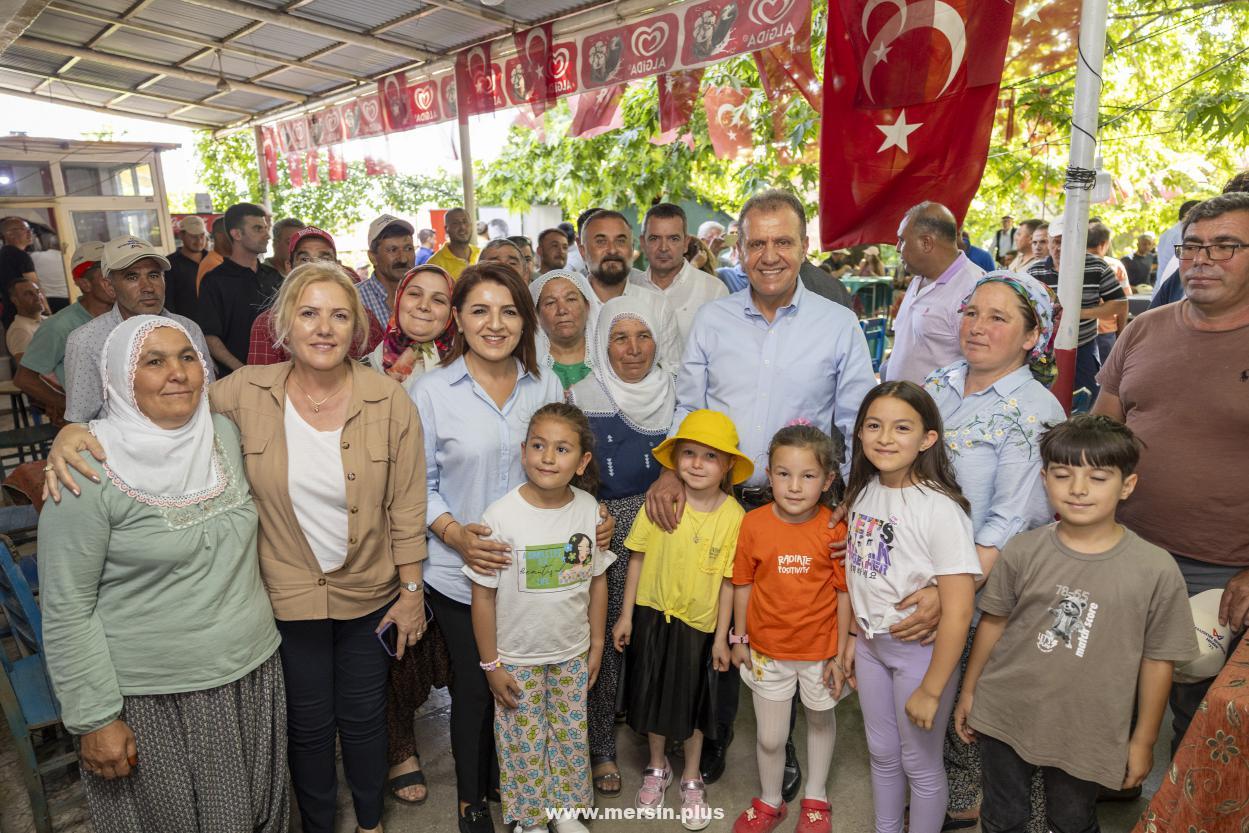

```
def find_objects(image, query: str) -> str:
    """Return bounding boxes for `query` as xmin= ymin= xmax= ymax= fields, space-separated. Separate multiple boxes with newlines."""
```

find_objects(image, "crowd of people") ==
xmin=4 ymin=176 xmax=1245 ymax=833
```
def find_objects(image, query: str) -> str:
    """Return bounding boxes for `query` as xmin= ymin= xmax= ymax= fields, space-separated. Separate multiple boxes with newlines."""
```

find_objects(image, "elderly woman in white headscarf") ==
xmin=530 ymin=268 xmax=598 ymax=390
xmin=38 ymin=315 xmax=287 ymax=833
xmin=568 ymin=295 xmax=676 ymax=796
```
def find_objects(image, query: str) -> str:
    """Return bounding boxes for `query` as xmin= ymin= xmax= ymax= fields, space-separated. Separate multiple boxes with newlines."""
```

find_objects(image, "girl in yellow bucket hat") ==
xmin=610 ymin=410 xmax=753 ymax=827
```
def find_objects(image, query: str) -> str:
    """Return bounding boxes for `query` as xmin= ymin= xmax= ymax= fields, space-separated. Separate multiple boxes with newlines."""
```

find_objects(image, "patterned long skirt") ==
xmin=587 ymin=493 xmax=644 ymax=762
xmin=82 ymin=652 xmax=289 ymax=833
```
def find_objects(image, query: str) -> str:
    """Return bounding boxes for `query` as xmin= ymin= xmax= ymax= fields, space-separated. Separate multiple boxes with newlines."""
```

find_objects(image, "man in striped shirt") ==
xmin=1028 ymin=216 xmax=1127 ymax=406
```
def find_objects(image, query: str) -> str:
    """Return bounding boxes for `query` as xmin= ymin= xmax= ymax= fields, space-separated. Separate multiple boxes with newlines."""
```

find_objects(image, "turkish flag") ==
xmin=703 ymin=85 xmax=752 ymax=160
xmin=327 ymin=146 xmax=347 ymax=182
xmin=511 ymin=24 xmax=556 ymax=114
xmin=285 ymin=153 xmax=303 ymax=188
xmin=260 ymin=126 xmax=279 ymax=185
xmin=753 ymin=14 xmax=821 ymax=111
xmin=364 ymin=155 xmax=382 ymax=176
xmin=819 ymin=0 xmax=1015 ymax=248
xmin=306 ymin=151 xmax=319 ymax=186
xmin=568 ymin=84 xmax=626 ymax=138
xmin=656 ymin=69 xmax=703 ymax=144
xmin=1005 ymin=0 xmax=1081 ymax=81
xmin=455 ymin=44 xmax=506 ymax=122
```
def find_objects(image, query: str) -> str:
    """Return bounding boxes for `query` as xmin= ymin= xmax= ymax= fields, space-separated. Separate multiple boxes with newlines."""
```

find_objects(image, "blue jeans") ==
xmin=1094 ymin=332 xmax=1117 ymax=368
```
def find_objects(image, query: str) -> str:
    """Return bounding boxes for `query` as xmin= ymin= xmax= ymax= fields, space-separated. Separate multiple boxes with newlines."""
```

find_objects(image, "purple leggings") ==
xmin=857 ymin=633 xmax=959 ymax=833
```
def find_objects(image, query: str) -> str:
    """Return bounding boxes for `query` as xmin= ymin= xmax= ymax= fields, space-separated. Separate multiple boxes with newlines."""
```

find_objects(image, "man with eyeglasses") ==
xmin=1094 ymin=189 xmax=1249 ymax=753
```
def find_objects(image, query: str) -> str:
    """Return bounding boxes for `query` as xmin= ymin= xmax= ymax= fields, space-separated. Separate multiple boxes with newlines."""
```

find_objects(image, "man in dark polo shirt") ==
xmin=164 ymin=215 xmax=208 ymax=319
xmin=196 ymin=202 xmax=279 ymax=375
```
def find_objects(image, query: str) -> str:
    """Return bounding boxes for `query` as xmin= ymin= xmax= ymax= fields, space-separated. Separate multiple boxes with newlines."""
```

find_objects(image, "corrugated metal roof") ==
xmin=384 ymin=13 xmax=499 ymax=54
xmin=0 ymin=0 xmax=620 ymax=129
xmin=0 ymin=43 xmax=67 ymax=75
xmin=23 ymin=10 xmax=108 ymax=44
xmin=307 ymin=43 xmax=405 ymax=78
xmin=133 ymin=0 xmax=258 ymax=41
xmin=62 ymin=60 xmax=156 ymax=89
xmin=94 ymin=29 xmax=202 ymax=66
xmin=232 ymin=24 xmax=338 ymax=60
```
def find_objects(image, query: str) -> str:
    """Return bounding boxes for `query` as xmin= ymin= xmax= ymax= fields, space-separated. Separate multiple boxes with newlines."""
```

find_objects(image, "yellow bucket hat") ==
xmin=652 ymin=409 xmax=755 ymax=486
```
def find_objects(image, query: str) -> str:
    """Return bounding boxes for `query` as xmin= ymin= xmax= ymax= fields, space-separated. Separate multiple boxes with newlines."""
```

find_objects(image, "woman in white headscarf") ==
xmin=38 ymin=315 xmax=288 ymax=833
xmin=530 ymin=268 xmax=598 ymax=390
xmin=568 ymin=295 xmax=676 ymax=796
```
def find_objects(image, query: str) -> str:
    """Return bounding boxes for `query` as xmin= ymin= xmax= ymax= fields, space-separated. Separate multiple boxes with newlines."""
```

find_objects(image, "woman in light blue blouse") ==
xmin=412 ymin=262 xmax=611 ymax=833
xmin=923 ymin=271 xmax=1064 ymax=830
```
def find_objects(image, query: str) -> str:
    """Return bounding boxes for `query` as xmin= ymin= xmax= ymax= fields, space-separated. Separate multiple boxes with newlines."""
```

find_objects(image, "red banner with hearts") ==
xmin=263 ymin=0 xmax=810 ymax=147
xmin=581 ymin=14 xmax=680 ymax=90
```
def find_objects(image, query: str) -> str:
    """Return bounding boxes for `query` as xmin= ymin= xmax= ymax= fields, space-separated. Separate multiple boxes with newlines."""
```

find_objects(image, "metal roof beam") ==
xmin=35 ymin=0 xmax=156 ymax=93
xmin=17 ymin=33 xmax=306 ymax=102
xmin=0 ymin=83 xmax=220 ymax=128
xmin=175 ymin=0 xmax=439 ymax=62
xmin=369 ymin=7 xmax=440 ymax=36
xmin=44 ymin=2 xmax=363 ymax=84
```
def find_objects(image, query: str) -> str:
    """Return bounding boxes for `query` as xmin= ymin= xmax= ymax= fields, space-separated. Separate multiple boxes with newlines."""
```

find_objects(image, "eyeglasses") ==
xmin=1174 ymin=243 xmax=1247 ymax=261
xmin=293 ymin=251 xmax=338 ymax=265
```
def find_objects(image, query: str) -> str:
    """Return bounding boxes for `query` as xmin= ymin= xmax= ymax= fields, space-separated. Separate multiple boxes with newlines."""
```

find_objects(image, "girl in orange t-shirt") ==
xmin=729 ymin=424 xmax=851 ymax=833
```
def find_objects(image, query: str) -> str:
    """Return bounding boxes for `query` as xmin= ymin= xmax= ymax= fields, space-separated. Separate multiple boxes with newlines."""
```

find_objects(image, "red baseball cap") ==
xmin=288 ymin=226 xmax=337 ymax=258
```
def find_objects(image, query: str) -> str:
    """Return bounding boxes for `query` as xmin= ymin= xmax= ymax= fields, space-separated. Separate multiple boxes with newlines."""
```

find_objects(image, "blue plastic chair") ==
xmin=859 ymin=316 xmax=888 ymax=373
xmin=0 ymin=538 xmax=75 ymax=833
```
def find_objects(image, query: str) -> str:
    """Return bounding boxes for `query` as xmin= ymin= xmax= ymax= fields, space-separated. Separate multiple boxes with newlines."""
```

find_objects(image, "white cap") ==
xmin=103 ymin=235 xmax=171 ymax=273
xmin=70 ymin=241 xmax=106 ymax=273
xmin=368 ymin=214 xmax=414 ymax=248
xmin=179 ymin=215 xmax=207 ymax=235
xmin=1174 ymin=589 xmax=1232 ymax=684
xmin=1048 ymin=214 xmax=1065 ymax=237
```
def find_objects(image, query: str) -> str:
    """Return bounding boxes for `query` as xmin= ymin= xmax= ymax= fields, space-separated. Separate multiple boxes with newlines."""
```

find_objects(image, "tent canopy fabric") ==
xmin=0 ymin=0 xmax=616 ymax=130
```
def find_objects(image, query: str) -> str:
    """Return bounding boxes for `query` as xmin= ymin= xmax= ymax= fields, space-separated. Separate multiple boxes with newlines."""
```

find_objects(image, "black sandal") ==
xmin=388 ymin=769 xmax=428 ymax=805
xmin=592 ymin=760 xmax=622 ymax=798
xmin=941 ymin=814 xmax=977 ymax=831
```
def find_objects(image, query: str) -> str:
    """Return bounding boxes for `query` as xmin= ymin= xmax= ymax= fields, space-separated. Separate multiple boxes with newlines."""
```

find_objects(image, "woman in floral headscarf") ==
xmin=367 ymin=264 xmax=457 ymax=396
xmin=922 ymin=270 xmax=1066 ymax=831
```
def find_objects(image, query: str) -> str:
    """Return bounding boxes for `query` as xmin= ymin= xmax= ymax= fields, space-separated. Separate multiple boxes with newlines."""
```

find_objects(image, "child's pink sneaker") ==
xmin=732 ymin=797 xmax=787 ymax=833
xmin=679 ymin=779 xmax=712 ymax=831
xmin=635 ymin=760 xmax=672 ymax=811
xmin=795 ymin=798 xmax=832 ymax=833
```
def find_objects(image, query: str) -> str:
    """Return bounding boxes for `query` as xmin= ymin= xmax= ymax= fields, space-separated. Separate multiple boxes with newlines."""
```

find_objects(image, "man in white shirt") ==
xmin=886 ymin=201 xmax=984 ymax=384
xmin=580 ymin=209 xmax=683 ymax=368
xmin=631 ymin=203 xmax=728 ymax=345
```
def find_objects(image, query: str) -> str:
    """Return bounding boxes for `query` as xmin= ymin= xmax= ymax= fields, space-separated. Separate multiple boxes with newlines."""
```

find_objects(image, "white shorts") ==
xmin=740 ymin=648 xmax=837 ymax=711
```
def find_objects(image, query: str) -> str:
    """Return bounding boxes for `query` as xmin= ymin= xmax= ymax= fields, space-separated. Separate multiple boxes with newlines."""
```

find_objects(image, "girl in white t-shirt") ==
xmin=467 ymin=403 xmax=613 ymax=833
xmin=842 ymin=382 xmax=983 ymax=833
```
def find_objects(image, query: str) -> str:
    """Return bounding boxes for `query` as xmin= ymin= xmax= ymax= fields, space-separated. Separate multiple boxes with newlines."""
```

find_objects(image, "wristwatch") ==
xmin=400 ymin=581 xmax=424 ymax=593
xmin=728 ymin=630 xmax=749 ymax=645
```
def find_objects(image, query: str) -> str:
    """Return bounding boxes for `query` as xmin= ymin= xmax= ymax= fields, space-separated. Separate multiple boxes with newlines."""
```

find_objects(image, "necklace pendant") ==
xmin=312 ymin=403 xmax=320 ymax=413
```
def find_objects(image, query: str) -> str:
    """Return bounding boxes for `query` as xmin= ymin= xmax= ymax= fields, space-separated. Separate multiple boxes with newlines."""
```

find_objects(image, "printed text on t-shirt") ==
xmin=847 ymin=511 xmax=895 ymax=581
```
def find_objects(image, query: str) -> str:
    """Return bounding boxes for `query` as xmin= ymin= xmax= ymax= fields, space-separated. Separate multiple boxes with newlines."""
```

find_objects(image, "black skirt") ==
xmin=623 ymin=605 xmax=719 ymax=742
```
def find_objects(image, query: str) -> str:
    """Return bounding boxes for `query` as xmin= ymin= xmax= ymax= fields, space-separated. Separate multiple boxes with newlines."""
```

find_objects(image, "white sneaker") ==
xmin=550 ymin=816 xmax=590 ymax=833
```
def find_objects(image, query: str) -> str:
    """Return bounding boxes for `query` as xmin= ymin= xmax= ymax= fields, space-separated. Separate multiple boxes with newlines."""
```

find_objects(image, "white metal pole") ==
xmin=458 ymin=118 xmax=476 ymax=223
xmin=1053 ymin=0 xmax=1110 ymax=412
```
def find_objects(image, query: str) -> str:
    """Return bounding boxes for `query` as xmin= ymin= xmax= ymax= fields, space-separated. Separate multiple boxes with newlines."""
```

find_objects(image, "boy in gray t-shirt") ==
xmin=953 ymin=415 xmax=1196 ymax=833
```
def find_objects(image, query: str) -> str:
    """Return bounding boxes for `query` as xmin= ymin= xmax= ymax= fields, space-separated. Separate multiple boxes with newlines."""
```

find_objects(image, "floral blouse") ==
xmin=925 ymin=361 xmax=1066 ymax=549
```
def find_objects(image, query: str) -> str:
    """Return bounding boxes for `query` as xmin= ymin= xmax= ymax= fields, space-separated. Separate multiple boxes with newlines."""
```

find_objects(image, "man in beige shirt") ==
xmin=5 ymin=278 xmax=47 ymax=363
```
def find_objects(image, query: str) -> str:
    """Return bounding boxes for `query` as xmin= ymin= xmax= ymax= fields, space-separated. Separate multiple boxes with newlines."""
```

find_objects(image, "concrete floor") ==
xmin=1 ymin=679 xmax=1165 ymax=833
